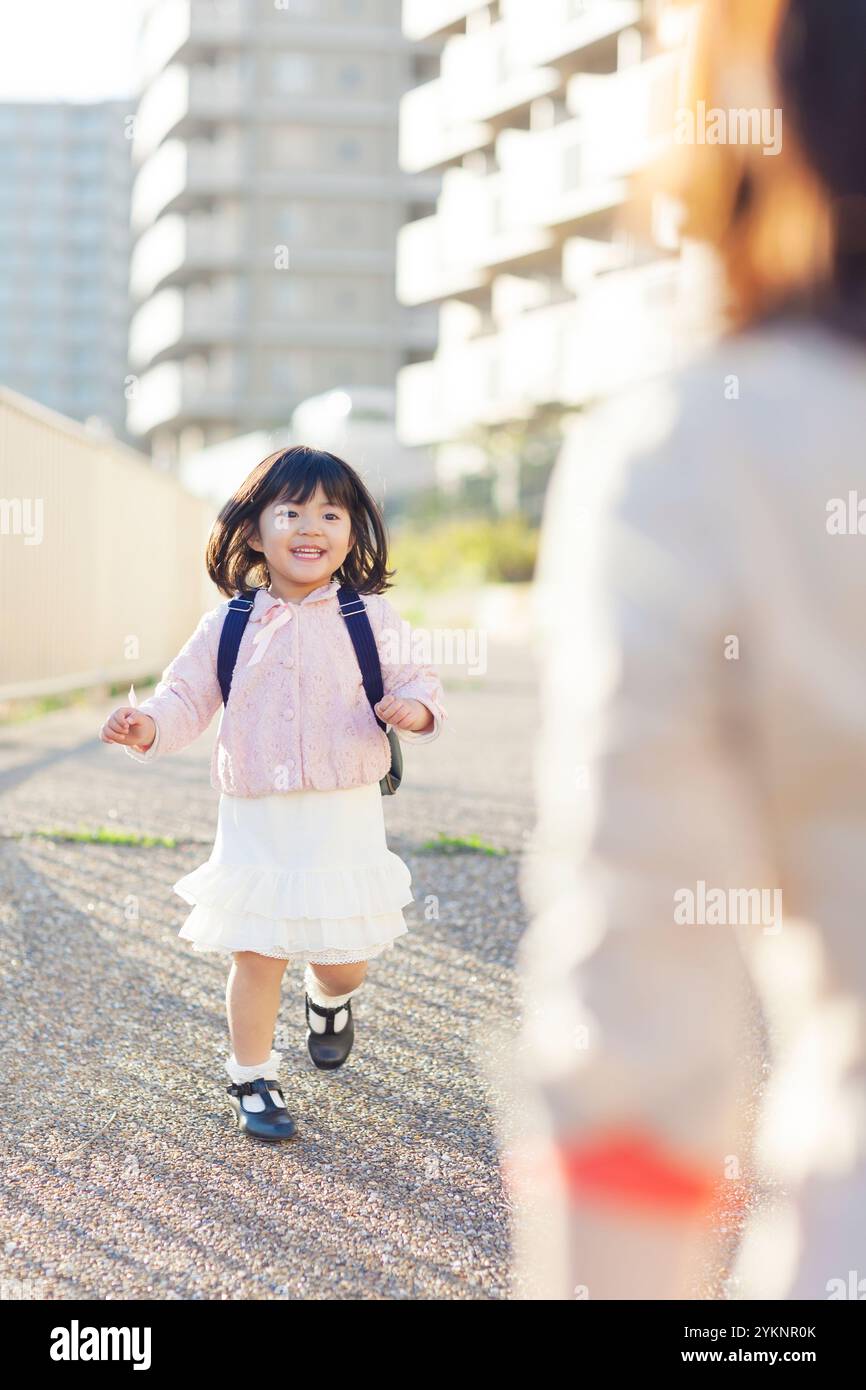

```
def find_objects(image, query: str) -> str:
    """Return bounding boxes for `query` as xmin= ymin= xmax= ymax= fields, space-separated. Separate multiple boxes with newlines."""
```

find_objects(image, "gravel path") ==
xmin=0 ymin=640 xmax=537 ymax=1301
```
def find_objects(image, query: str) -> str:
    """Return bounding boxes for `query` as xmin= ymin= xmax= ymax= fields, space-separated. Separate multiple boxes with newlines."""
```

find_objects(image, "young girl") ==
xmin=99 ymin=446 xmax=447 ymax=1143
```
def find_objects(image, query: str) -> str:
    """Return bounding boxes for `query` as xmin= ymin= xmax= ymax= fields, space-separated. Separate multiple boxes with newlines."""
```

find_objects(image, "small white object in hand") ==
xmin=127 ymin=683 xmax=137 ymax=706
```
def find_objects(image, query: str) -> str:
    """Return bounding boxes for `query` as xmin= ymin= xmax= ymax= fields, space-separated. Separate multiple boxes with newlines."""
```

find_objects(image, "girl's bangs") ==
xmin=265 ymin=450 xmax=358 ymax=515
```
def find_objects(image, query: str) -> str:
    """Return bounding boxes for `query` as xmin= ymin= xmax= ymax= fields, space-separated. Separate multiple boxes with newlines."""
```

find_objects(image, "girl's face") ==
xmin=248 ymin=482 xmax=354 ymax=594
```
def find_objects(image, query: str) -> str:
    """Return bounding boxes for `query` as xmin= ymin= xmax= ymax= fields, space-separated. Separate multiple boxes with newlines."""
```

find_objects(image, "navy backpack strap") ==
xmin=217 ymin=589 xmax=258 ymax=706
xmin=337 ymin=584 xmax=387 ymax=731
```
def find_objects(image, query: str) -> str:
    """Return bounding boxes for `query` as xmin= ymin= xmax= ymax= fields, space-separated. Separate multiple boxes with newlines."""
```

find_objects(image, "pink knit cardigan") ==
xmin=124 ymin=579 xmax=447 ymax=796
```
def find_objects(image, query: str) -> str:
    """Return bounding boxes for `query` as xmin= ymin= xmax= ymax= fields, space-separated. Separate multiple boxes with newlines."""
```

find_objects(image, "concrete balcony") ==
xmin=133 ymin=64 xmax=245 ymax=161
xmin=396 ymin=172 xmax=494 ymax=306
xmin=396 ymin=333 xmax=505 ymax=447
xmin=561 ymin=233 xmax=633 ymax=292
xmin=505 ymin=0 xmax=644 ymax=69
xmin=127 ymin=357 xmax=240 ymax=437
xmin=129 ymin=211 xmax=245 ymax=302
xmin=138 ymin=0 xmax=248 ymax=85
xmin=130 ymin=137 xmax=244 ymax=232
xmin=128 ymin=284 xmax=244 ymax=371
xmin=400 ymin=301 xmax=580 ymax=439
xmin=495 ymin=118 xmax=626 ymax=239
xmin=399 ymin=78 xmax=494 ymax=174
xmin=566 ymin=50 xmax=680 ymax=181
xmin=557 ymin=258 xmax=682 ymax=403
xmin=140 ymin=0 xmax=418 ymax=85
xmin=402 ymin=126 xmax=606 ymax=287
xmin=499 ymin=298 xmax=578 ymax=412
xmin=263 ymin=247 xmax=394 ymax=276
xmin=486 ymin=54 xmax=678 ymax=238
xmin=402 ymin=0 xmax=487 ymax=42
xmin=441 ymin=21 xmax=561 ymax=124
xmin=396 ymin=258 xmax=683 ymax=446
xmin=398 ymin=157 xmax=566 ymax=305
xmin=253 ymin=167 xmax=441 ymax=204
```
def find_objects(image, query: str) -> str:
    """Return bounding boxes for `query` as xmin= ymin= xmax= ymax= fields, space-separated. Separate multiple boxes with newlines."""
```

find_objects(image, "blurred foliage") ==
xmin=389 ymin=512 xmax=539 ymax=589
xmin=0 ymin=678 xmax=160 ymax=726
xmin=420 ymin=831 xmax=508 ymax=856
xmin=32 ymin=825 xmax=177 ymax=847
xmin=392 ymin=473 xmax=495 ymax=529
xmin=387 ymin=413 xmax=567 ymax=584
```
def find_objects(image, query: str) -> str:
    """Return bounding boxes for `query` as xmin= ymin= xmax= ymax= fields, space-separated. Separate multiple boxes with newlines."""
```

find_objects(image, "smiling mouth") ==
xmin=291 ymin=547 xmax=326 ymax=559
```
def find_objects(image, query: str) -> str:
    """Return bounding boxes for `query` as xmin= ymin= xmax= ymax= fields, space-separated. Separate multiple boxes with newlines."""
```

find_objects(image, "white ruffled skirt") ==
xmin=172 ymin=782 xmax=412 ymax=963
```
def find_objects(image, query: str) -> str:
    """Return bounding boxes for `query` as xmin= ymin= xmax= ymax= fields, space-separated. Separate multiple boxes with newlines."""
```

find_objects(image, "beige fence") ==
xmin=0 ymin=386 xmax=221 ymax=700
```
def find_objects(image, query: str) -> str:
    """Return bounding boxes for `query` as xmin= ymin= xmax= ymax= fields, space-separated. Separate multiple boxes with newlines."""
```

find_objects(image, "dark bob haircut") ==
xmin=205 ymin=445 xmax=395 ymax=599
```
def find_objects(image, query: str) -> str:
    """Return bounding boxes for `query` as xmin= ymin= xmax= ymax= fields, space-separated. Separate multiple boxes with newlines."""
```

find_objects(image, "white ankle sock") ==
xmin=304 ymin=965 xmax=359 ymax=1034
xmin=225 ymin=1048 xmax=287 ymax=1111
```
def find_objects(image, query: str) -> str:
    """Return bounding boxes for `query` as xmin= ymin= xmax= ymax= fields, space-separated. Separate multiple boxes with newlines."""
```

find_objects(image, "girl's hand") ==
xmin=374 ymin=695 xmax=434 ymax=735
xmin=99 ymin=707 xmax=157 ymax=753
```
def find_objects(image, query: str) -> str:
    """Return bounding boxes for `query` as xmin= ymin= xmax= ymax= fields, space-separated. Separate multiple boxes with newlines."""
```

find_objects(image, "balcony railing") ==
xmin=504 ymin=0 xmax=644 ymax=69
xmin=402 ymin=0 xmax=485 ymax=43
xmin=134 ymin=65 xmax=245 ymax=163
xmin=129 ymin=284 xmax=243 ymax=370
xmin=138 ymin=0 xmax=248 ymax=84
xmin=566 ymin=51 xmax=680 ymax=182
xmin=396 ymin=171 xmax=495 ymax=305
xmin=440 ymin=21 xmax=560 ymax=123
xmin=129 ymin=211 xmax=244 ymax=301
xmin=131 ymin=137 xmax=244 ymax=230
xmin=399 ymin=78 xmax=493 ymax=174
xmin=396 ymin=333 xmax=504 ymax=447
xmin=127 ymin=356 xmax=240 ymax=436
xmin=395 ymin=258 xmax=685 ymax=446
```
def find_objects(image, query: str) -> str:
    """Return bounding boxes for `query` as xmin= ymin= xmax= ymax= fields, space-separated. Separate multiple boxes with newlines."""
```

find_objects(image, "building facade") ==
xmin=395 ymin=0 xmax=711 ymax=507
xmin=0 ymin=100 xmax=134 ymax=442
xmin=129 ymin=0 xmax=440 ymax=468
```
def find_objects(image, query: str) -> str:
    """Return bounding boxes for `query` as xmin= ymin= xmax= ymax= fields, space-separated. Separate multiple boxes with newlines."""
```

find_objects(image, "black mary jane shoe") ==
xmin=226 ymin=1076 xmax=297 ymax=1141
xmin=305 ymin=993 xmax=355 ymax=1071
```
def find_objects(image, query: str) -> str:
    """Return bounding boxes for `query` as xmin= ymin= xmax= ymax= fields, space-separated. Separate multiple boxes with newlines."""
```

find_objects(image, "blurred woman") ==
xmin=507 ymin=0 xmax=866 ymax=1299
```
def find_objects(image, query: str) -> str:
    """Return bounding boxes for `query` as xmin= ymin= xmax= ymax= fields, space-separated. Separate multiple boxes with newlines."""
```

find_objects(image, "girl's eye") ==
xmin=279 ymin=509 xmax=340 ymax=520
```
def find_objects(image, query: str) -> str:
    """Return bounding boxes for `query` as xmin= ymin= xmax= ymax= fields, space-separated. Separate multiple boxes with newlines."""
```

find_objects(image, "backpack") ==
xmin=216 ymin=584 xmax=403 ymax=796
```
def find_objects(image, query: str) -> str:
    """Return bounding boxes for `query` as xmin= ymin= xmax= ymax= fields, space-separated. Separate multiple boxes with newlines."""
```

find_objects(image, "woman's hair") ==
xmin=205 ymin=445 xmax=395 ymax=598
xmin=653 ymin=0 xmax=866 ymax=333
xmin=775 ymin=0 xmax=866 ymax=306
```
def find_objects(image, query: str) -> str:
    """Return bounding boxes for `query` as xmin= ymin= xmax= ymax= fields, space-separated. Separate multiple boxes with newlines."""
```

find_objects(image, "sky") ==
xmin=0 ymin=0 xmax=148 ymax=102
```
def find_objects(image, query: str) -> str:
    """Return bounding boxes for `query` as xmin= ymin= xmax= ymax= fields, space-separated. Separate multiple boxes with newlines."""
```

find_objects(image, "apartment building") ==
xmin=128 ymin=0 xmax=440 ymax=467
xmin=395 ymin=0 xmax=711 ymax=506
xmin=0 ymin=100 xmax=134 ymax=441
